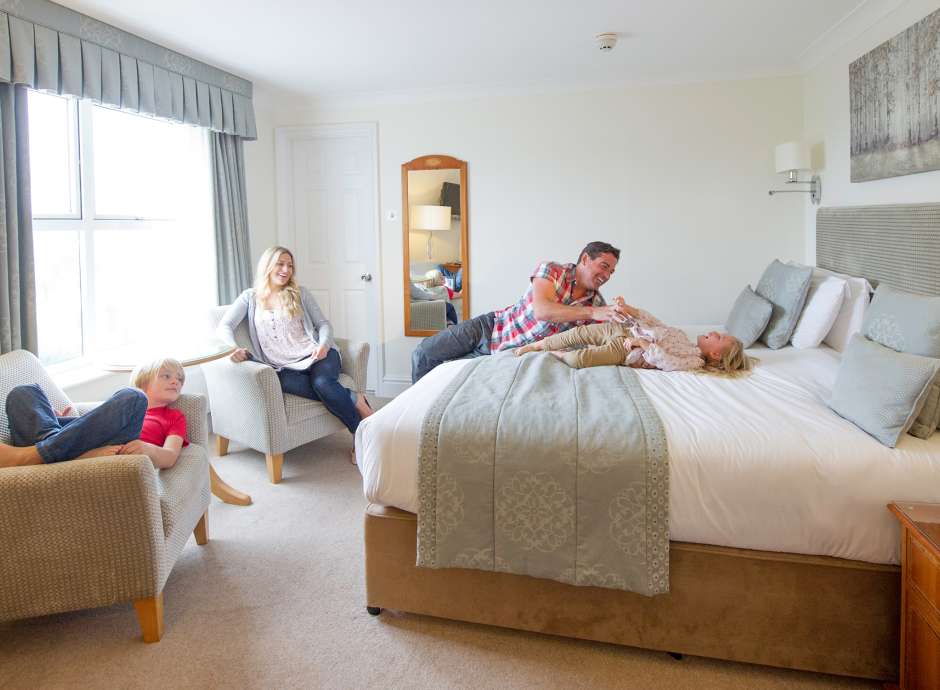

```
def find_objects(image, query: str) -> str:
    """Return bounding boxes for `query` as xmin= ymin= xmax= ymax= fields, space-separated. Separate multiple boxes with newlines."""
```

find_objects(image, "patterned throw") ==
xmin=417 ymin=353 xmax=669 ymax=596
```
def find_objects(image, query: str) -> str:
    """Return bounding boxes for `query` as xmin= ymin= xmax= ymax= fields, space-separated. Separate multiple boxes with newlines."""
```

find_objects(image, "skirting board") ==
xmin=364 ymin=505 xmax=900 ymax=681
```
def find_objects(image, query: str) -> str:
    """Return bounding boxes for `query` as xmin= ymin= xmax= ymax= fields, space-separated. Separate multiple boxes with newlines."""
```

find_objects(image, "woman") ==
xmin=514 ymin=299 xmax=753 ymax=376
xmin=217 ymin=247 xmax=373 ymax=460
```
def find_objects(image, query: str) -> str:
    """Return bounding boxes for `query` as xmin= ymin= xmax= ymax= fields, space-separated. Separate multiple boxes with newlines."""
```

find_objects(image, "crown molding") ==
xmin=798 ymin=0 xmax=910 ymax=72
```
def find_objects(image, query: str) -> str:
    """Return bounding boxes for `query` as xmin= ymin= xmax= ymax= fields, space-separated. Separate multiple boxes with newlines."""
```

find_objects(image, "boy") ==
xmin=0 ymin=358 xmax=188 ymax=469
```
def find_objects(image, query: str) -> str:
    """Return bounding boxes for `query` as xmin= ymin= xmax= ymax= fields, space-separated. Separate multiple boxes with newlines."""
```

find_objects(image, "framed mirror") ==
xmin=402 ymin=155 xmax=469 ymax=337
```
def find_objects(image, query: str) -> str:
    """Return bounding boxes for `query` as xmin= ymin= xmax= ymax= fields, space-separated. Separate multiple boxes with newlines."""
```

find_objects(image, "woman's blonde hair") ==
xmin=700 ymin=335 xmax=757 ymax=379
xmin=131 ymin=358 xmax=185 ymax=390
xmin=254 ymin=246 xmax=302 ymax=318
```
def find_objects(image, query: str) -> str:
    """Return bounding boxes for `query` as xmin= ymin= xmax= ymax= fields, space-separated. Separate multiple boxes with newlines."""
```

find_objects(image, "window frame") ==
xmin=30 ymin=92 xmax=214 ymax=371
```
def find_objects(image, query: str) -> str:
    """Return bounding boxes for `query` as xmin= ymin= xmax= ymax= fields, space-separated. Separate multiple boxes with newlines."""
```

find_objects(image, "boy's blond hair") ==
xmin=254 ymin=246 xmax=302 ymax=318
xmin=131 ymin=358 xmax=186 ymax=390
xmin=700 ymin=336 xmax=756 ymax=379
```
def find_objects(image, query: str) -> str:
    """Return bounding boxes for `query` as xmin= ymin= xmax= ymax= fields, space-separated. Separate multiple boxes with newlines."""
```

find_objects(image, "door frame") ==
xmin=274 ymin=122 xmax=384 ymax=396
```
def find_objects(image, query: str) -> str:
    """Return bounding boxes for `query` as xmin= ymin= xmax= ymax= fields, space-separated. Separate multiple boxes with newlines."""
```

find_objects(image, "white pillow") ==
xmin=787 ymin=263 xmax=874 ymax=351
xmin=790 ymin=275 xmax=848 ymax=349
xmin=815 ymin=268 xmax=873 ymax=352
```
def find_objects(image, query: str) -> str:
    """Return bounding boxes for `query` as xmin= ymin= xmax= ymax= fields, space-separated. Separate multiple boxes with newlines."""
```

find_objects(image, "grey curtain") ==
xmin=0 ymin=83 xmax=35 ymax=354
xmin=211 ymin=132 xmax=252 ymax=304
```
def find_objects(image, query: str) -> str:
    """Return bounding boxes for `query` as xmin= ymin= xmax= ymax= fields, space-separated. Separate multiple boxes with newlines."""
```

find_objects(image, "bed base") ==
xmin=364 ymin=505 xmax=900 ymax=681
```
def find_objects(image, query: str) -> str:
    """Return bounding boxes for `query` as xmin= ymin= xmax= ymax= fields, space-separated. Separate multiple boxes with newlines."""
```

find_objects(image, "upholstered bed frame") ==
xmin=363 ymin=203 xmax=940 ymax=681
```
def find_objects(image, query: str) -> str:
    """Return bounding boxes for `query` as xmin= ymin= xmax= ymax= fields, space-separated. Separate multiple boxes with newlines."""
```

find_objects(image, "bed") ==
xmin=357 ymin=203 xmax=940 ymax=681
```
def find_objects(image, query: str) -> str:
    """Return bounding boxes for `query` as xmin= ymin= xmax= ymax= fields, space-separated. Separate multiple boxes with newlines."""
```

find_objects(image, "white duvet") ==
xmin=356 ymin=345 xmax=940 ymax=565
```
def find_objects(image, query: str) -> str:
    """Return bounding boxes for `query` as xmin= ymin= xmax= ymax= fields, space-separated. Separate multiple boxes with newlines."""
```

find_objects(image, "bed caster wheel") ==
xmin=367 ymin=606 xmax=382 ymax=616
xmin=667 ymin=652 xmax=683 ymax=661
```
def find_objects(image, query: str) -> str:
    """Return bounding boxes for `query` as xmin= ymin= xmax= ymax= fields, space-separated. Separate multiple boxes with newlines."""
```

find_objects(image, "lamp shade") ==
xmin=411 ymin=205 xmax=451 ymax=231
xmin=774 ymin=141 xmax=811 ymax=173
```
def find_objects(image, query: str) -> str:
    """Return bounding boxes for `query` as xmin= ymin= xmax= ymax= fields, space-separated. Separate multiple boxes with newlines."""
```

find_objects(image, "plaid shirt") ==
xmin=490 ymin=262 xmax=606 ymax=352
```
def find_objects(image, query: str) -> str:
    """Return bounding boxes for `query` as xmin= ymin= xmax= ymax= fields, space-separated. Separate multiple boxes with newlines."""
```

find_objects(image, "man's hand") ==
xmin=592 ymin=305 xmax=629 ymax=322
xmin=230 ymin=348 xmax=250 ymax=363
xmin=312 ymin=343 xmax=330 ymax=362
xmin=56 ymin=405 xmax=74 ymax=417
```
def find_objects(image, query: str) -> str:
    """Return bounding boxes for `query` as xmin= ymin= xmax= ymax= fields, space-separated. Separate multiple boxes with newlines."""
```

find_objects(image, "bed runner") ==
xmin=417 ymin=353 xmax=669 ymax=596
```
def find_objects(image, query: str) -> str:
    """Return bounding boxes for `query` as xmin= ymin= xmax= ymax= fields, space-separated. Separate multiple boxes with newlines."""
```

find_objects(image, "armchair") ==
xmin=0 ymin=350 xmax=211 ymax=642
xmin=203 ymin=307 xmax=370 ymax=484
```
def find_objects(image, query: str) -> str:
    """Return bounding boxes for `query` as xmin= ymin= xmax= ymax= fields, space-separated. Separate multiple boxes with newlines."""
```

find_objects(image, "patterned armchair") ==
xmin=0 ymin=350 xmax=210 ymax=643
xmin=203 ymin=307 xmax=370 ymax=484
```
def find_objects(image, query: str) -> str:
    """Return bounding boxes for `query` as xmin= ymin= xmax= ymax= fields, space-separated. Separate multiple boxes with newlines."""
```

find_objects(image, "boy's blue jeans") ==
xmin=6 ymin=384 xmax=147 ymax=463
xmin=277 ymin=348 xmax=361 ymax=434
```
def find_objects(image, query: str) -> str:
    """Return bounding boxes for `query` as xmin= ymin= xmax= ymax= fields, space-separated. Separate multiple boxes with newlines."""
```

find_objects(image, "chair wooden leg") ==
xmin=266 ymin=453 xmax=283 ymax=484
xmin=216 ymin=435 xmax=229 ymax=457
xmin=193 ymin=511 xmax=208 ymax=545
xmin=134 ymin=592 xmax=164 ymax=643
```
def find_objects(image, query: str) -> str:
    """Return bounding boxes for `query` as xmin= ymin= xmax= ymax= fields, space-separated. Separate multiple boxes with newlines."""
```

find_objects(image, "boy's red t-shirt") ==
xmin=140 ymin=406 xmax=189 ymax=447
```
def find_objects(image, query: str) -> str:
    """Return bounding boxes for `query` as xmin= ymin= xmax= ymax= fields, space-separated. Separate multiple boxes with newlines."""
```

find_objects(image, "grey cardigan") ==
xmin=217 ymin=287 xmax=335 ymax=370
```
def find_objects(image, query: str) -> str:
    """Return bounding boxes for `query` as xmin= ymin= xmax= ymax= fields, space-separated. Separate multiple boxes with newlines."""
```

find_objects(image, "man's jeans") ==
xmin=6 ymin=383 xmax=148 ymax=463
xmin=277 ymin=348 xmax=361 ymax=434
xmin=411 ymin=312 xmax=495 ymax=383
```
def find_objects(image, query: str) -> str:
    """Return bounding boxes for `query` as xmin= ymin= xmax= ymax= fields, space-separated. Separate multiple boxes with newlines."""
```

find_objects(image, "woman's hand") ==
xmin=230 ymin=348 xmax=250 ymax=363
xmin=312 ymin=343 xmax=330 ymax=362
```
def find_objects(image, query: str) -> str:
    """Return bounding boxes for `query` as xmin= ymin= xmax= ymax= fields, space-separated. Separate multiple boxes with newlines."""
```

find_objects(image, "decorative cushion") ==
xmin=790 ymin=274 xmax=847 ymax=349
xmin=909 ymin=375 xmax=940 ymax=440
xmin=862 ymin=284 xmax=940 ymax=358
xmin=724 ymin=286 xmax=773 ymax=348
xmin=828 ymin=335 xmax=940 ymax=448
xmin=755 ymin=260 xmax=813 ymax=349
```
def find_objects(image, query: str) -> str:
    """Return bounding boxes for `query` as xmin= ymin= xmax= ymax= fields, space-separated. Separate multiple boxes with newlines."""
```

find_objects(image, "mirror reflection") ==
xmin=403 ymin=156 xmax=469 ymax=336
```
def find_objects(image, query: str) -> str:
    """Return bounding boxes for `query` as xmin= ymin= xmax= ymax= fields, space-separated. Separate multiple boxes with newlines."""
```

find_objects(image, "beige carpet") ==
xmin=1 ymin=427 xmax=880 ymax=690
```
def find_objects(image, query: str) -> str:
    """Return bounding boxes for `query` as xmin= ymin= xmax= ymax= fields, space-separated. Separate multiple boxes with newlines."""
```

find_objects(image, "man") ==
xmin=411 ymin=241 xmax=625 ymax=382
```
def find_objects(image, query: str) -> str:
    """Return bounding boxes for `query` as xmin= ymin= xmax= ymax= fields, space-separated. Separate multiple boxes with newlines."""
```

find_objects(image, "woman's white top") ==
xmin=254 ymin=308 xmax=316 ymax=367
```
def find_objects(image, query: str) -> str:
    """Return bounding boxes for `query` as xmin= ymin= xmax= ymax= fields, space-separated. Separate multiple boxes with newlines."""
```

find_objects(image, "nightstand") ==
xmin=889 ymin=502 xmax=940 ymax=689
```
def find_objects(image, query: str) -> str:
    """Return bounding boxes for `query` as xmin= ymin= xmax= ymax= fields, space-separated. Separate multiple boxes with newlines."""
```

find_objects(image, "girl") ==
xmin=217 ymin=246 xmax=373 ymax=459
xmin=514 ymin=301 xmax=753 ymax=376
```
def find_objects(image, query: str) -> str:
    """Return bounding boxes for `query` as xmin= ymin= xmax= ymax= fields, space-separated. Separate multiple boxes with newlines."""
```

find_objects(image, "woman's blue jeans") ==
xmin=277 ymin=348 xmax=361 ymax=434
xmin=5 ymin=384 xmax=147 ymax=463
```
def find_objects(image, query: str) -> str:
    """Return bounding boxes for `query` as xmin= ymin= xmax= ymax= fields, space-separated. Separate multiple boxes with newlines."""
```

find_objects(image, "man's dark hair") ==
xmin=577 ymin=241 xmax=620 ymax=264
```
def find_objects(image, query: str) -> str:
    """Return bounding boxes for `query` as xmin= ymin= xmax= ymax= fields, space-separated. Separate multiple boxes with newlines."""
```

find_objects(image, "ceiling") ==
xmin=55 ymin=0 xmax=869 ymax=100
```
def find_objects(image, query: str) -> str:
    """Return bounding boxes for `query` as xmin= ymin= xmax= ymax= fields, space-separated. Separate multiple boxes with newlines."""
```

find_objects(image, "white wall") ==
xmin=802 ymin=0 xmax=940 ymax=263
xmin=245 ymin=76 xmax=806 ymax=391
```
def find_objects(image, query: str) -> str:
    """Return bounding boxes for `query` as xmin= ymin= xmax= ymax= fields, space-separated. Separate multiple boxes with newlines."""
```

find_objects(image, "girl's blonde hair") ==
xmin=131 ymin=358 xmax=185 ymax=390
xmin=700 ymin=336 xmax=757 ymax=379
xmin=254 ymin=246 xmax=302 ymax=318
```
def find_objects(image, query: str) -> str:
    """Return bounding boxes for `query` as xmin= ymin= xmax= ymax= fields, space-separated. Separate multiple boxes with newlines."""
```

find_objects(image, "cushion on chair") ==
xmin=0 ymin=350 xmax=72 ymax=444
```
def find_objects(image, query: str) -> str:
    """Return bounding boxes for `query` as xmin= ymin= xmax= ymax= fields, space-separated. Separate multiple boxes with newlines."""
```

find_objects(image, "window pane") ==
xmin=92 ymin=223 xmax=216 ymax=352
xmin=27 ymin=91 xmax=78 ymax=217
xmin=92 ymin=106 xmax=206 ymax=219
xmin=34 ymin=230 xmax=83 ymax=365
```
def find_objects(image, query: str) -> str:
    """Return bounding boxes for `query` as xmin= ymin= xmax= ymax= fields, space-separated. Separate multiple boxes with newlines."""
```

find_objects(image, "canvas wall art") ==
xmin=849 ymin=8 xmax=940 ymax=182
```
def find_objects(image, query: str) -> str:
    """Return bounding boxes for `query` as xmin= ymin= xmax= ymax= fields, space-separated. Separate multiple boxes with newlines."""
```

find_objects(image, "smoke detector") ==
xmin=595 ymin=33 xmax=618 ymax=52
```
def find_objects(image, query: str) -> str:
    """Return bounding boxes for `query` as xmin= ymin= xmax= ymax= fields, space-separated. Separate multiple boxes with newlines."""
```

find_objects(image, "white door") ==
xmin=275 ymin=123 xmax=381 ymax=392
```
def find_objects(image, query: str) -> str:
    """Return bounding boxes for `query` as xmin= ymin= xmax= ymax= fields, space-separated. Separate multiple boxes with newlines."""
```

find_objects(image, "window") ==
xmin=28 ymin=91 xmax=216 ymax=367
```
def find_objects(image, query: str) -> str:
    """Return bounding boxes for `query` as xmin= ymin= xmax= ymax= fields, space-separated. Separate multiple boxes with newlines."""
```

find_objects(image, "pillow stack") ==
xmin=725 ymin=260 xmax=812 ymax=349
xmin=827 ymin=284 xmax=940 ymax=447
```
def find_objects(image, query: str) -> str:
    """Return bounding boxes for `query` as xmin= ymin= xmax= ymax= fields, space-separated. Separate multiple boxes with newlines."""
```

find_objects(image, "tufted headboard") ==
xmin=816 ymin=203 xmax=940 ymax=296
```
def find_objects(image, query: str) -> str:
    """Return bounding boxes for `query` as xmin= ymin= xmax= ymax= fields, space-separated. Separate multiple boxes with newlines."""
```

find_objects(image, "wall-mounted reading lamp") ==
xmin=768 ymin=141 xmax=821 ymax=205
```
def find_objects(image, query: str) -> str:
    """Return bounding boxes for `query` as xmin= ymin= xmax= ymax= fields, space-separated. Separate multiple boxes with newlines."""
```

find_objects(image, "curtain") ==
xmin=0 ymin=83 xmax=35 ymax=354
xmin=211 ymin=132 xmax=252 ymax=304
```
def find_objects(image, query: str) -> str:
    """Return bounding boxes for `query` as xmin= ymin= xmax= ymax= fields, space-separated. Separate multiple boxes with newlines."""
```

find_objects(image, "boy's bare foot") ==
xmin=515 ymin=343 xmax=543 ymax=356
xmin=355 ymin=393 xmax=374 ymax=420
xmin=0 ymin=442 xmax=42 ymax=468
xmin=548 ymin=351 xmax=566 ymax=360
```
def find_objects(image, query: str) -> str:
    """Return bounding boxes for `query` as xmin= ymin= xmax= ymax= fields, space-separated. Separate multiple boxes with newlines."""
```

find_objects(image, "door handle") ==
xmin=360 ymin=273 xmax=373 ymax=282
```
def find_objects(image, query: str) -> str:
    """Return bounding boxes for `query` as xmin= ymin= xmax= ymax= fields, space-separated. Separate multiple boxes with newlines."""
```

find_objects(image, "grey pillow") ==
xmin=909 ymin=374 xmax=940 ymax=440
xmin=862 ymin=284 xmax=940 ymax=358
xmin=755 ymin=260 xmax=813 ymax=349
xmin=725 ymin=286 xmax=773 ymax=348
xmin=828 ymin=335 xmax=940 ymax=448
